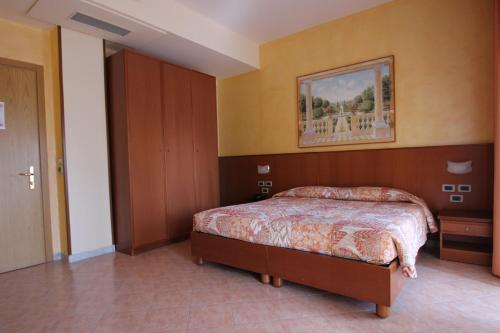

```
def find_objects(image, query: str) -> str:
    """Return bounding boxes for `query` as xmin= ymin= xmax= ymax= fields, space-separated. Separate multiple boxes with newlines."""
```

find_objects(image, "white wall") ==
xmin=60 ymin=28 xmax=113 ymax=257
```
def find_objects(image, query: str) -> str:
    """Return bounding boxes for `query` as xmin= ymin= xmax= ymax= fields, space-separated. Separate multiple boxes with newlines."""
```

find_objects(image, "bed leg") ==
xmin=376 ymin=304 xmax=390 ymax=318
xmin=195 ymin=257 xmax=204 ymax=265
xmin=260 ymin=273 xmax=270 ymax=284
xmin=272 ymin=277 xmax=283 ymax=288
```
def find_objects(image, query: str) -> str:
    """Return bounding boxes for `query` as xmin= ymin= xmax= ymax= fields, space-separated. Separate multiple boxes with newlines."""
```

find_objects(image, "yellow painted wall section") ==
xmin=218 ymin=0 xmax=494 ymax=156
xmin=0 ymin=19 xmax=67 ymax=255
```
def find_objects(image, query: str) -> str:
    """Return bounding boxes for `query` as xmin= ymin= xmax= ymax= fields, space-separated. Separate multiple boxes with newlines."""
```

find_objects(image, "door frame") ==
xmin=0 ymin=57 xmax=53 ymax=262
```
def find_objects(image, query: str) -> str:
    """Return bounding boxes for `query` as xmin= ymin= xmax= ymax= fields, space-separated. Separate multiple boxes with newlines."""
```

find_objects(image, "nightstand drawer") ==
xmin=441 ymin=221 xmax=492 ymax=237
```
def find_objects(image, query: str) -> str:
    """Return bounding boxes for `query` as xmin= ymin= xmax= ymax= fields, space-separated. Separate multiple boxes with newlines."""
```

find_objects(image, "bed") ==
xmin=191 ymin=186 xmax=438 ymax=318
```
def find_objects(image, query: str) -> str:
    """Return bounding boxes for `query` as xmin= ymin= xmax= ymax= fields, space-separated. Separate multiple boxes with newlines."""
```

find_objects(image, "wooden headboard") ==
xmin=219 ymin=144 xmax=493 ymax=213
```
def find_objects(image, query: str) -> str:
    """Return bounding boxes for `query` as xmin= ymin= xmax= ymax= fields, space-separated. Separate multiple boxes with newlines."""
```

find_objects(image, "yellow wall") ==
xmin=0 ymin=19 xmax=67 ymax=255
xmin=218 ymin=0 xmax=495 ymax=156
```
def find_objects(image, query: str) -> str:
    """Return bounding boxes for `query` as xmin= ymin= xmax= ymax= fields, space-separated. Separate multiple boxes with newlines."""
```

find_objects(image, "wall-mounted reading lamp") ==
xmin=257 ymin=165 xmax=270 ymax=175
xmin=447 ymin=160 xmax=472 ymax=175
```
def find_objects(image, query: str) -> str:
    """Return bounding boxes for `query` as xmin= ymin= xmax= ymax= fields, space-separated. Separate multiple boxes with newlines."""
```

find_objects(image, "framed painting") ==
xmin=297 ymin=56 xmax=395 ymax=147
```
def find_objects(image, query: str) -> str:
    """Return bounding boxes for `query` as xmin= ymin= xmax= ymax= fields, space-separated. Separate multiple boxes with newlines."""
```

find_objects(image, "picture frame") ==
xmin=297 ymin=56 xmax=395 ymax=147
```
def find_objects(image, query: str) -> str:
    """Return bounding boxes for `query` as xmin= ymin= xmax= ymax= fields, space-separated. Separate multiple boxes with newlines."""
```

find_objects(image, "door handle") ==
xmin=18 ymin=166 xmax=35 ymax=190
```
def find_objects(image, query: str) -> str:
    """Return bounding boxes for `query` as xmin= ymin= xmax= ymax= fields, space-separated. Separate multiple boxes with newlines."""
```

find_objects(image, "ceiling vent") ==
xmin=70 ymin=12 xmax=130 ymax=36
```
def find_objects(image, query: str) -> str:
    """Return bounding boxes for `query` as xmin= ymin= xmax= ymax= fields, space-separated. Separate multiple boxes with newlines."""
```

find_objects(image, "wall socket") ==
xmin=449 ymin=194 xmax=463 ymax=203
xmin=261 ymin=187 xmax=269 ymax=194
xmin=264 ymin=180 xmax=272 ymax=187
xmin=258 ymin=180 xmax=265 ymax=187
xmin=458 ymin=184 xmax=471 ymax=192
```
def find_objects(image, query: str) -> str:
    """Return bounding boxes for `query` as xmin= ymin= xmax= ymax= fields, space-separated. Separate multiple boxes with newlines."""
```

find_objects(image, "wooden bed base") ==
xmin=191 ymin=231 xmax=406 ymax=318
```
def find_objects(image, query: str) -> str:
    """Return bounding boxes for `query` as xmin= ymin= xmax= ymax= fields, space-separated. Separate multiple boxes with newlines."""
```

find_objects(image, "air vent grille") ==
xmin=70 ymin=12 xmax=130 ymax=36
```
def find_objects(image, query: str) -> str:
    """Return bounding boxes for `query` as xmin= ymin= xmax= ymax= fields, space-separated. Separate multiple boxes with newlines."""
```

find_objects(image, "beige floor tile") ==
xmin=280 ymin=315 xmax=336 ymax=333
xmin=230 ymin=300 xmax=277 ymax=325
xmin=188 ymin=303 xmax=235 ymax=329
xmin=232 ymin=321 xmax=286 ymax=333
xmin=152 ymin=289 xmax=194 ymax=309
xmin=93 ymin=310 xmax=147 ymax=333
xmin=49 ymin=314 xmax=101 ymax=333
xmin=0 ymin=241 xmax=498 ymax=333
xmin=141 ymin=306 xmax=190 ymax=332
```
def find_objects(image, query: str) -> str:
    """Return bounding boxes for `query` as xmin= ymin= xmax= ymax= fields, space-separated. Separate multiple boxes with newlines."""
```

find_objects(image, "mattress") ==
xmin=193 ymin=186 xmax=438 ymax=278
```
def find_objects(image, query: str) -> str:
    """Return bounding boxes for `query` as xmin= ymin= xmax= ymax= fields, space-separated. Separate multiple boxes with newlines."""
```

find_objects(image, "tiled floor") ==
xmin=1 ymin=241 xmax=500 ymax=333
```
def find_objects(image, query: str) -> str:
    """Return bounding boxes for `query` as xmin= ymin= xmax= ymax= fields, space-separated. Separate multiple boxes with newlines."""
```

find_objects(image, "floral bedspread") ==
xmin=193 ymin=186 xmax=438 ymax=278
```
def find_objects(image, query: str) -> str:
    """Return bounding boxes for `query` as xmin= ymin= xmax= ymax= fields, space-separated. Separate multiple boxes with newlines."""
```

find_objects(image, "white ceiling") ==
xmin=0 ymin=0 xmax=52 ymax=29
xmin=0 ymin=0 xmax=392 ymax=77
xmin=180 ymin=0 xmax=393 ymax=43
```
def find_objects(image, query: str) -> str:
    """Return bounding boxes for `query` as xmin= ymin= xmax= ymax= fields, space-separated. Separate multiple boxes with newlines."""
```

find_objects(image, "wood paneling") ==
xmin=162 ymin=63 xmax=196 ymax=239
xmin=220 ymin=144 xmax=493 ymax=213
xmin=191 ymin=71 xmax=219 ymax=211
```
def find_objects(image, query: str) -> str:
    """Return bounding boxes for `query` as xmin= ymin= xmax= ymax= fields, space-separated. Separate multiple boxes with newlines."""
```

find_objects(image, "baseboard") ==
xmin=52 ymin=252 xmax=66 ymax=261
xmin=68 ymin=245 xmax=115 ymax=263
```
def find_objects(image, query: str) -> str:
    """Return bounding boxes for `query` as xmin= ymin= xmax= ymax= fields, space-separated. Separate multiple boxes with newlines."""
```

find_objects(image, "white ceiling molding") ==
xmin=28 ymin=0 xmax=260 ymax=78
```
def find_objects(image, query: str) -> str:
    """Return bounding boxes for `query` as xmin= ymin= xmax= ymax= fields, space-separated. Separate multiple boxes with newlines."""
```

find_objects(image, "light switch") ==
xmin=449 ymin=194 xmax=463 ymax=203
xmin=458 ymin=184 xmax=471 ymax=192
xmin=442 ymin=184 xmax=455 ymax=192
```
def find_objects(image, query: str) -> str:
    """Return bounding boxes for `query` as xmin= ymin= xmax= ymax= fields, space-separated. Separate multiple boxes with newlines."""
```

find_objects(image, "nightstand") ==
xmin=438 ymin=210 xmax=493 ymax=266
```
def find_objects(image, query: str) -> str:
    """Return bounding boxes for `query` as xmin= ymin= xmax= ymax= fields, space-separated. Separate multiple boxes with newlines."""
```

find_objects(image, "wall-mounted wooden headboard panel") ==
xmin=219 ymin=144 xmax=493 ymax=213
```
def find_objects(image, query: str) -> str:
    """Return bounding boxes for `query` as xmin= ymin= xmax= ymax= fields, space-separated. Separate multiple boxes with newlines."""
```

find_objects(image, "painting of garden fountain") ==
xmin=298 ymin=58 xmax=394 ymax=147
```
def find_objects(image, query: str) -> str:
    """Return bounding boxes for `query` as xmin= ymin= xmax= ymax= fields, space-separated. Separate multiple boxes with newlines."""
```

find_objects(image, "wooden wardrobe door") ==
xmin=191 ymin=71 xmax=220 ymax=212
xmin=162 ymin=63 xmax=196 ymax=239
xmin=125 ymin=52 xmax=167 ymax=247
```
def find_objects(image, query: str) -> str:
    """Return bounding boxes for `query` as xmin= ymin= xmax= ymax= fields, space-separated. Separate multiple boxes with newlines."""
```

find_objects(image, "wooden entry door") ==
xmin=0 ymin=60 xmax=46 ymax=273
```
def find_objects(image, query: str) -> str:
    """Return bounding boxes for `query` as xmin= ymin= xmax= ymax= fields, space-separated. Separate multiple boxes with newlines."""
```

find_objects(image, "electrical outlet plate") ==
xmin=458 ymin=184 xmax=471 ymax=192
xmin=261 ymin=187 xmax=269 ymax=194
xmin=264 ymin=180 xmax=272 ymax=187
xmin=442 ymin=184 xmax=455 ymax=192
xmin=449 ymin=194 xmax=463 ymax=203
xmin=258 ymin=180 xmax=265 ymax=187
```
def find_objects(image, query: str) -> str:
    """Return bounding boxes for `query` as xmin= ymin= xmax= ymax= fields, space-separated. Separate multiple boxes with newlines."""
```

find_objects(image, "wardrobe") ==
xmin=106 ymin=49 xmax=219 ymax=254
